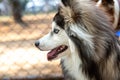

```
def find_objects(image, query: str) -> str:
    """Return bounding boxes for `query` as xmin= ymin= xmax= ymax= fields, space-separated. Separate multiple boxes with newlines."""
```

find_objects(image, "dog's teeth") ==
xmin=58 ymin=49 xmax=61 ymax=51
xmin=57 ymin=46 xmax=66 ymax=52
xmin=60 ymin=47 xmax=63 ymax=50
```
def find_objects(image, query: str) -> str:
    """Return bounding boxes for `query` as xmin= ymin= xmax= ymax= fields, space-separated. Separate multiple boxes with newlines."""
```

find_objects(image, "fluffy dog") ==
xmin=35 ymin=0 xmax=120 ymax=80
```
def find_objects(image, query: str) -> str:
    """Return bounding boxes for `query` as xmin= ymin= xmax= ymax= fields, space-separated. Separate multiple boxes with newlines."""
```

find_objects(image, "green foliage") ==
xmin=19 ymin=0 xmax=29 ymax=10
xmin=0 ymin=0 xmax=2 ymax=2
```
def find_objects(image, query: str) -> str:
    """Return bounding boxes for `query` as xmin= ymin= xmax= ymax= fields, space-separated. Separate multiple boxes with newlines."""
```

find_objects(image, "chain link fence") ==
xmin=0 ymin=0 xmax=63 ymax=79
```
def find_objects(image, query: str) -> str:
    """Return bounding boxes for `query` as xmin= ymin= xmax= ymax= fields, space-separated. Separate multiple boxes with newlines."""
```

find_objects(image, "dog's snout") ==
xmin=35 ymin=41 xmax=40 ymax=47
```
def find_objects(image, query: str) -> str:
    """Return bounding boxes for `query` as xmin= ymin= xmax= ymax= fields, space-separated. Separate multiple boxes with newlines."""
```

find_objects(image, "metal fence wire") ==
xmin=0 ymin=0 xmax=63 ymax=80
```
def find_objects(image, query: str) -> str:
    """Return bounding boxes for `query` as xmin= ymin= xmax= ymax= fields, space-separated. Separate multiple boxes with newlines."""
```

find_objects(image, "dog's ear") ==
xmin=61 ymin=0 xmax=71 ymax=6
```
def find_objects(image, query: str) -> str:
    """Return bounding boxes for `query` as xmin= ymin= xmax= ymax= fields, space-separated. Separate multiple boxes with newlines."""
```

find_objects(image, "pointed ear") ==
xmin=61 ymin=0 xmax=71 ymax=6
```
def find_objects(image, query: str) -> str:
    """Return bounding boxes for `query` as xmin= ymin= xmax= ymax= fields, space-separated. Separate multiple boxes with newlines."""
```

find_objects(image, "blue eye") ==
xmin=53 ymin=29 xmax=60 ymax=34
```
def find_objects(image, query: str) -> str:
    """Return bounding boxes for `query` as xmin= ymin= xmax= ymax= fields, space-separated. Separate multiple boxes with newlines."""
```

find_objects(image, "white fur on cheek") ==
xmin=70 ymin=24 xmax=94 ymax=48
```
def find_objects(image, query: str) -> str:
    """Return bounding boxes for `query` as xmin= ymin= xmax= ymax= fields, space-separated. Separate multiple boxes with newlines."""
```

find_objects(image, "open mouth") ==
xmin=47 ymin=45 xmax=68 ymax=61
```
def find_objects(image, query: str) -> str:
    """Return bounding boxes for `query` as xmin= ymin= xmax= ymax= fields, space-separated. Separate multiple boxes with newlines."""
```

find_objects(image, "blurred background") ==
xmin=0 ymin=0 xmax=63 ymax=80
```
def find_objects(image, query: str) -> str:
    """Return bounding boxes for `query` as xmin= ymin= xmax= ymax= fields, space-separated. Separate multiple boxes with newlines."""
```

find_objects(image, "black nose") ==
xmin=35 ymin=41 xmax=39 ymax=47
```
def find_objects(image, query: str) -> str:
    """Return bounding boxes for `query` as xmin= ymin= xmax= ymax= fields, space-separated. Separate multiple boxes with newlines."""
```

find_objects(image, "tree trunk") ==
xmin=9 ymin=0 xmax=27 ymax=27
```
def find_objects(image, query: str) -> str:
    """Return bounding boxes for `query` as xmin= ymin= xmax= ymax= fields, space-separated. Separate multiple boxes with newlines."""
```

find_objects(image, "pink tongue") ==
xmin=47 ymin=48 xmax=58 ymax=61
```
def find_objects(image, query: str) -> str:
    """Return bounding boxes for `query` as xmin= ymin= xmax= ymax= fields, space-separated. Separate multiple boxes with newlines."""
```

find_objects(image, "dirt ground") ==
xmin=0 ymin=13 xmax=63 ymax=79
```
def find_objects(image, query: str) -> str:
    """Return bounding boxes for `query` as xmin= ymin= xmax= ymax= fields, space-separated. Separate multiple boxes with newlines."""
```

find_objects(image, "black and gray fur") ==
xmin=53 ymin=0 xmax=120 ymax=80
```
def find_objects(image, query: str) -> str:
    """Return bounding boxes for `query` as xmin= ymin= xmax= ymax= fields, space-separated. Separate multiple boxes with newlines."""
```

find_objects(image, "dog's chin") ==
xmin=47 ymin=45 xmax=68 ymax=61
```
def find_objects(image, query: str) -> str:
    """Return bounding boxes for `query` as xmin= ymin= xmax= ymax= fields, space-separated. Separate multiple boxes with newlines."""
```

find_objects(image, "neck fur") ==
xmin=61 ymin=39 xmax=88 ymax=80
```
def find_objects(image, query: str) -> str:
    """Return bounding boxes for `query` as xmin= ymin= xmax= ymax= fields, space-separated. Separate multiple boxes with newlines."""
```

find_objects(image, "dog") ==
xmin=35 ymin=0 xmax=120 ymax=80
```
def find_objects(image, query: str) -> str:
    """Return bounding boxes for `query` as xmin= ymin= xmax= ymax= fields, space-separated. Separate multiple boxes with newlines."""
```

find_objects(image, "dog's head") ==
xmin=35 ymin=0 xmax=114 ymax=61
xmin=35 ymin=20 xmax=70 ymax=61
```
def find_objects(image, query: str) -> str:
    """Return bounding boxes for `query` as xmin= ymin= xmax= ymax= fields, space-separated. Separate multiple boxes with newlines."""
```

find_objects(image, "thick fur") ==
xmin=59 ymin=0 xmax=120 ymax=80
xmin=93 ymin=0 xmax=120 ymax=30
xmin=36 ymin=0 xmax=120 ymax=80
